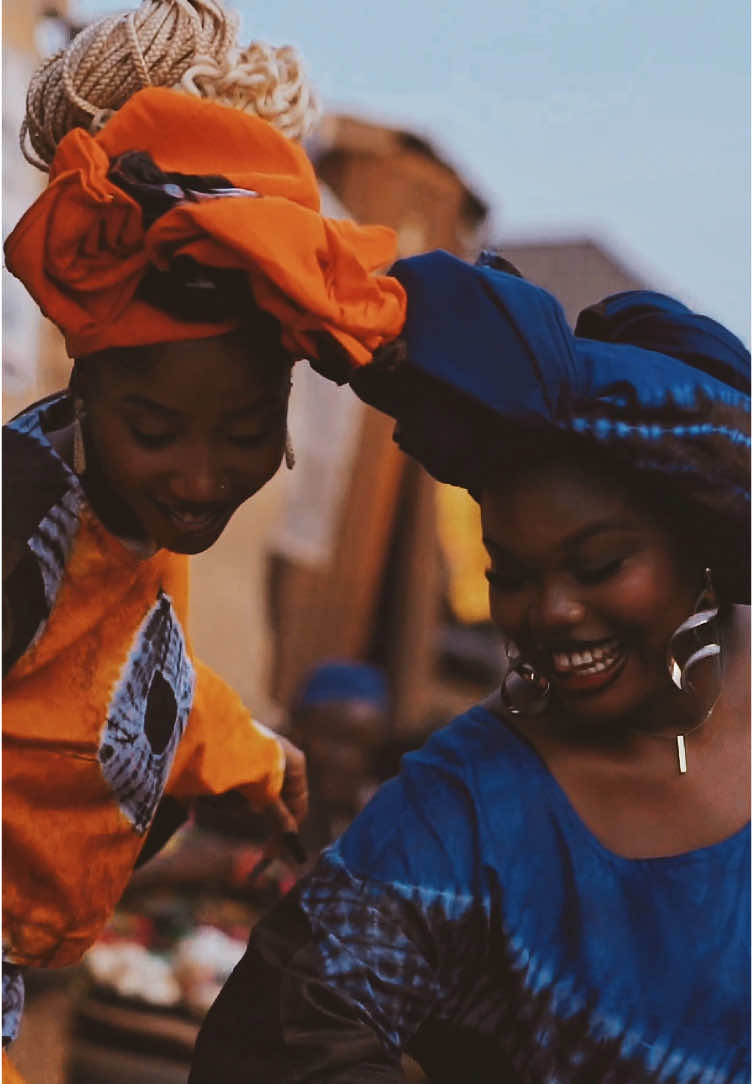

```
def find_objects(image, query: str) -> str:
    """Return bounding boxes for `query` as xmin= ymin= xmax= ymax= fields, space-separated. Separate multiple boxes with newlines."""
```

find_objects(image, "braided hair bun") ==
xmin=22 ymin=0 xmax=320 ymax=170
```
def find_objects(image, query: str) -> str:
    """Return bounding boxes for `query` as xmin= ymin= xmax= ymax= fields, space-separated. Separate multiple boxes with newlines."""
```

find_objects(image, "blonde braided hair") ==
xmin=22 ymin=0 xmax=320 ymax=170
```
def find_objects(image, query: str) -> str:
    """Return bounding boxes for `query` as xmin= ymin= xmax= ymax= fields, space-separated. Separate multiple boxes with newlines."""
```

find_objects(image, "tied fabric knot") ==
xmin=5 ymin=87 xmax=406 ymax=372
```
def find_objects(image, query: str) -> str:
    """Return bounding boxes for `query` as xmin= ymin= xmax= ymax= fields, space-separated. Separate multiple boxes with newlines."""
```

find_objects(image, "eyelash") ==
xmin=576 ymin=558 xmax=625 ymax=585
xmin=130 ymin=428 xmax=175 ymax=449
xmin=485 ymin=558 xmax=626 ymax=592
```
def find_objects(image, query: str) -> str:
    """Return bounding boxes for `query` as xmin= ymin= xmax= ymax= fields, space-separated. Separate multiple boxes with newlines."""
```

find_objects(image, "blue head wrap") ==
xmin=350 ymin=250 xmax=750 ymax=601
xmin=296 ymin=660 xmax=389 ymax=712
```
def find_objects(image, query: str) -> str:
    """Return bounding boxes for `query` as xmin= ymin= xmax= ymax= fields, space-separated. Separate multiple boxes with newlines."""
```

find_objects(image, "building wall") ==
xmin=496 ymin=239 xmax=644 ymax=326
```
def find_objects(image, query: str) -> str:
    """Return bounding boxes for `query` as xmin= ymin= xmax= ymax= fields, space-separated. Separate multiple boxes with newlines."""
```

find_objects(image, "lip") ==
xmin=542 ymin=637 xmax=630 ymax=697
xmin=154 ymin=500 xmax=232 ymax=538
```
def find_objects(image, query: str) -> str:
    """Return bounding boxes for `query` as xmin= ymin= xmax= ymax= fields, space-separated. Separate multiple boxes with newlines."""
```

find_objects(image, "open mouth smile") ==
xmin=547 ymin=637 xmax=629 ymax=695
xmin=155 ymin=500 xmax=232 ymax=536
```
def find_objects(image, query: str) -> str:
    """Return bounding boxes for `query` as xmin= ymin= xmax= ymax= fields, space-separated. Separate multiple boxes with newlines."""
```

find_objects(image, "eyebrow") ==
xmin=482 ymin=519 xmax=636 ymax=559
xmin=120 ymin=394 xmax=285 ymax=420
xmin=121 ymin=395 xmax=181 ymax=419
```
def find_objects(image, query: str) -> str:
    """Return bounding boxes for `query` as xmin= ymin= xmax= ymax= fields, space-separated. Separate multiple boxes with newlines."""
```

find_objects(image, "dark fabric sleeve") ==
xmin=189 ymin=885 xmax=407 ymax=1083
xmin=2 ymin=425 xmax=70 ymax=676
xmin=190 ymin=739 xmax=488 ymax=1083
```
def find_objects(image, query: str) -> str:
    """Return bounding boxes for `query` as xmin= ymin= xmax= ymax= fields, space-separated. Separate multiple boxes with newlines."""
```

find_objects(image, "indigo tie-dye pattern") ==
xmin=1 ymin=965 xmax=24 ymax=1046
xmin=306 ymin=709 xmax=749 ymax=1081
xmin=192 ymin=707 xmax=749 ymax=1084
xmin=349 ymin=252 xmax=750 ymax=603
xmin=4 ymin=395 xmax=84 ymax=664
xmin=99 ymin=590 xmax=195 ymax=833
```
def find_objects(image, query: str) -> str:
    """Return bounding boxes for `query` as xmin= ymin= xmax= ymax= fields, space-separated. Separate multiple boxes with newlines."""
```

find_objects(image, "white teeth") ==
xmin=551 ymin=641 xmax=623 ymax=675
xmin=170 ymin=510 xmax=216 ymax=527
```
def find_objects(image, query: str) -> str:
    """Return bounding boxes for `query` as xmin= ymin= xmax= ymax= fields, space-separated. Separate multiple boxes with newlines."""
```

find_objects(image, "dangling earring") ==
xmin=666 ymin=568 xmax=721 ymax=693
xmin=499 ymin=641 xmax=550 ymax=716
xmin=72 ymin=397 xmax=87 ymax=476
xmin=284 ymin=430 xmax=295 ymax=470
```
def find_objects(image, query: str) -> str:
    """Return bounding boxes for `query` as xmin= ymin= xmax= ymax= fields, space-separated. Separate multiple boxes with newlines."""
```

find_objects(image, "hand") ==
xmin=276 ymin=734 xmax=309 ymax=828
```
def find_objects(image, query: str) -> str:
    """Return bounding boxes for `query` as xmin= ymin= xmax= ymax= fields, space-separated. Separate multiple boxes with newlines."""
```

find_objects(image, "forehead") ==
xmin=90 ymin=333 xmax=289 ymax=410
xmin=481 ymin=457 xmax=648 ymax=549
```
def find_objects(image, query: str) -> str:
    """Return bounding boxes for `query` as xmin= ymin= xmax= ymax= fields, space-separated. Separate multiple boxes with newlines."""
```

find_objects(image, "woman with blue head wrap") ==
xmin=190 ymin=252 xmax=750 ymax=1083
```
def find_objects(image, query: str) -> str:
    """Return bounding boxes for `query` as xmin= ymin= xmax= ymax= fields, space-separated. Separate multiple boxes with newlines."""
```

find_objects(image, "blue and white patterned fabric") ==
xmin=349 ymin=250 xmax=750 ymax=601
xmin=191 ymin=705 xmax=750 ymax=1084
xmin=1 ymin=964 xmax=25 ymax=1046
xmin=99 ymin=590 xmax=195 ymax=833
xmin=298 ymin=707 xmax=750 ymax=1082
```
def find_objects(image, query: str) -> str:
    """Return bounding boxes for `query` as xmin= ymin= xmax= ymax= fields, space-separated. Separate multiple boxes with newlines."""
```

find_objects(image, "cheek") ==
xmin=87 ymin=412 xmax=155 ymax=489
xmin=231 ymin=434 xmax=286 ymax=496
xmin=605 ymin=555 xmax=697 ymax=646
xmin=488 ymin=590 xmax=530 ymax=640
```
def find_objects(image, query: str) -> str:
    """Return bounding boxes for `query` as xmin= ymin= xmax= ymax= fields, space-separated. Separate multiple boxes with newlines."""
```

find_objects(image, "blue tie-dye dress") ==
xmin=191 ymin=705 xmax=750 ymax=1083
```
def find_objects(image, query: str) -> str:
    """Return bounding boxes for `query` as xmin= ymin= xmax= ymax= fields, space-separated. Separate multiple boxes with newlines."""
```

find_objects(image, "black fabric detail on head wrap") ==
xmin=137 ymin=258 xmax=252 ymax=324
xmin=109 ymin=151 xmax=235 ymax=230
xmin=306 ymin=333 xmax=354 ymax=385
xmin=108 ymin=151 xmax=255 ymax=324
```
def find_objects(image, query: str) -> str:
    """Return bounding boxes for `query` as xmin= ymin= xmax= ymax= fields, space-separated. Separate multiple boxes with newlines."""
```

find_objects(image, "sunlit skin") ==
xmin=482 ymin=458 xmax=704 ymax=732
xmin=74 ymin=331 xmax=291 ymax=555
xmin=45 ymin=329 xmax=310 ymax=830
xmin=481 ymin=456 xmax=749 ymax=858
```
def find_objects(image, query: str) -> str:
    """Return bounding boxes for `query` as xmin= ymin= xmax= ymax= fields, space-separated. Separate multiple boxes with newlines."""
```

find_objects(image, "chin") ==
xmin=554 ymin=673 xmax=668 ymax=729
xmin=162 ymin=533 xmax=225 ymax=555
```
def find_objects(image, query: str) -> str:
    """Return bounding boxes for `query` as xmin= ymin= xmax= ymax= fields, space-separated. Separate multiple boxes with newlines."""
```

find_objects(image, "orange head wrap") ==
xmin=4 ymin=87 xmax=406 ymax=374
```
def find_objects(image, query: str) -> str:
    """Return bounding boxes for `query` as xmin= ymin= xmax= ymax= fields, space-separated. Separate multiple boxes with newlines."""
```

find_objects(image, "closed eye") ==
xmin=129 ymin=427 xmax=176 ymax=449
xmin=576 ymin=558 xmax=626 ymax=585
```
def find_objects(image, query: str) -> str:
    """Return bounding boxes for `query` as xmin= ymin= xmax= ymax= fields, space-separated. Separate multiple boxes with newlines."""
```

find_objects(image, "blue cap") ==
xmin=296 ymin=660 xmax=389 ymax=712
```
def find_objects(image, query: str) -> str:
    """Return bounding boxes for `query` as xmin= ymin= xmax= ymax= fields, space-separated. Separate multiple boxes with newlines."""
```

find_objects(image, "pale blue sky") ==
xmin=78 ymin=0 xmax=750 ymax=341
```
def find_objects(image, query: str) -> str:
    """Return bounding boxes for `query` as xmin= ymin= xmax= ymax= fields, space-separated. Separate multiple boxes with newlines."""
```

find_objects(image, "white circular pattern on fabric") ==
xmin=98 ymin=589 xmax=195 ymax=834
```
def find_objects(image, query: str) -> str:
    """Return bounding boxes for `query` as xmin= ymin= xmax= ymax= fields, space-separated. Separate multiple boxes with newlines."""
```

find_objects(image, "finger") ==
xmin=267 ymin=796 xmax=299 ymax=835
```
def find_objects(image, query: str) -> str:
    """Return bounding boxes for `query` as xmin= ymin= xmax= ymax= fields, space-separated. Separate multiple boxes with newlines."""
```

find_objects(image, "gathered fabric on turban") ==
xmin=350 ymin=249 xmax=751 ymax=601
xmin=4 ymin=87 xmax=406 ymax=374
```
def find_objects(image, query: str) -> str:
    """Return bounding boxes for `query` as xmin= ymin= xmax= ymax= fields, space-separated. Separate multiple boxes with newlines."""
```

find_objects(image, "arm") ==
xmin=166 ymin=657 xmax=287 ymax=810
xmin=189 ymin=854 xmax=429 ymax=1083
xmin=190 ymin=739 xmax=485 ymax=1083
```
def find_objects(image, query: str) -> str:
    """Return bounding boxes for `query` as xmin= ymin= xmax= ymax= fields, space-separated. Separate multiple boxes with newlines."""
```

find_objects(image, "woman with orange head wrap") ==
xmin=2 ymin=0 xmax=405 ymax=1066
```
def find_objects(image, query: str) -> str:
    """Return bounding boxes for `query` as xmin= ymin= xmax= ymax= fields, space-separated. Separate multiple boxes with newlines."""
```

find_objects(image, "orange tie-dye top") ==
xmin=3 ymin=394 xmax=284 ymax=969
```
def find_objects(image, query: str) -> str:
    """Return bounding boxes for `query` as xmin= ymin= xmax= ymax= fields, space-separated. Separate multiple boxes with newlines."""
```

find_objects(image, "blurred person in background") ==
xmin=1 ymin=0 xmax=405 ymax=1076
xmin=289 ymin=660 xmax=390 ymax=855
xmin=190 ymin=251 xmax=749 ymax=1082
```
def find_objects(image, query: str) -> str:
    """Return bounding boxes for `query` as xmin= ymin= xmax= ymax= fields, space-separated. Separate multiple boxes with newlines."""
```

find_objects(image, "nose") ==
xmin=166 ymin=445 xmax=228 ymax=504
xmin=529 ymin=574 xmax=587 ymax=634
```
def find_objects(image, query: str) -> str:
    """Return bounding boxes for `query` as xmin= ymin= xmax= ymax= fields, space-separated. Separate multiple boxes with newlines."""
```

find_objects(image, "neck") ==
xmin=47 ymin=418 xmax=150 ymax=542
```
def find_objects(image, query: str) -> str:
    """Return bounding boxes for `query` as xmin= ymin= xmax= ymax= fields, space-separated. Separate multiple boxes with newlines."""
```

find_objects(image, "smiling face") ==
xmin=482 ymin=456 xmax=706 ymax=728
xmin=78 ymin=329 xmax=290 ymax=554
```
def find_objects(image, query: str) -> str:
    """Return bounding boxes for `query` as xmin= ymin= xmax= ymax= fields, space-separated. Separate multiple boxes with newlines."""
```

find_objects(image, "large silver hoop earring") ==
xmin=666 ymin=568 xmax=721 ymax=693
xmin=72 ymin=397 xmax=87 ymax=476
xmin=500 ymin=661 xmax=551 ymax=716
